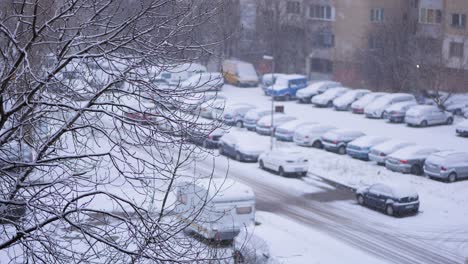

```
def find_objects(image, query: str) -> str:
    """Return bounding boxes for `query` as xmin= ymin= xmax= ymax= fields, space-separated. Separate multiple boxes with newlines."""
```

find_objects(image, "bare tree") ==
xmin=0 ymin=0 xmax=238 ymax=263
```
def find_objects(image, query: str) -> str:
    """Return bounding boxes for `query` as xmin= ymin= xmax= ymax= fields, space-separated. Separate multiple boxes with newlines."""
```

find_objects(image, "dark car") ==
xmin=218 ymin=132 xmax=268 ymax=162
xmin=356 ymin=183 xmax=419 ymax=216
xmin=187 ymin=127 xmax=225 ymax=149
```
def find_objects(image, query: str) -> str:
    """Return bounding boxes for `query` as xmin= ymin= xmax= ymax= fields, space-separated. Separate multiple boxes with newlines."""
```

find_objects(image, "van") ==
xmin=261 ymin=73 xmax=288 ymax=94
xmin=174 ymin=178 xmax=256 ymax=241
xmin=222 ymin=59 xmax=259 ymax=87
xmin=265 ymin=74 xmax=308 ymax=100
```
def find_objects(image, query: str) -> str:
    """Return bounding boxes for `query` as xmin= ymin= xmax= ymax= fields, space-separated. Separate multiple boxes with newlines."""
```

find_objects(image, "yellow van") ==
xmin=222 ymin=59 xmax=259 ymax=87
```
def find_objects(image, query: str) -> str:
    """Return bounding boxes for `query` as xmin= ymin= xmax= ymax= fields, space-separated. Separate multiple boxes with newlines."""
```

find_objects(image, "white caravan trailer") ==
xmin=175 ymin=178 xmax=256 ymax=241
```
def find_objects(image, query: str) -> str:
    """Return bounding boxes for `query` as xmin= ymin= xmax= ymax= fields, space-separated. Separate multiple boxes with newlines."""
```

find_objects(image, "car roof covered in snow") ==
xmin=388 ymin=145 xmax=439 ymax=159
xmin=349 ymin=136 xmax=389 ymax=147
xmin=385 ymin=101 xmax=418 ymax=111
xmin=277 ymin=120 xmax=316 ymax=130
xmin=323 ymin=129 xmax=364 ymax=140
xmin=182 ymin=178 xmax=255 ymax=203
xmin=372 ymin=140 xmax=415 ymax=153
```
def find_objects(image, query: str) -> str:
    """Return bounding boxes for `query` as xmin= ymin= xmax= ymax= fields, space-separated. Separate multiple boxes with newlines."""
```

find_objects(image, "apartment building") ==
xmin=255 ymin=0 xmax=468 ymax=91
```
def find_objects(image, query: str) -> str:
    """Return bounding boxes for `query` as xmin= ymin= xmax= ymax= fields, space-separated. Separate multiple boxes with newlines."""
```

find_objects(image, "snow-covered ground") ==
xmin=212 ymin=84 xmax=468 ymax=261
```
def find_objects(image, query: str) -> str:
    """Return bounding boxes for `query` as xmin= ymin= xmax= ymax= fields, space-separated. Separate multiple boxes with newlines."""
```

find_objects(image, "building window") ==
xmin=318 ymin=32 xmax=334 ymax=47
xmin=419 ymin=8 xmax=442 ymax=24
xmin=310 ymin=58 xmax=333 ymax=73
xmin=286 ymin=1 xmax=301 ymax=14
xmin=451 ymin=13 xmax=466 ymax=28
xmin=309 ymin=5 xmax=333 ymax=20
xmin=449 ymin=42 xmax=464 ymax=58
xmin=412 ymin=0 xmax=419 ymax=8
xmin=368 ymin=36 xmax=382 ymax=50
xmin=370 ymin=8 xmax=385 ymax=22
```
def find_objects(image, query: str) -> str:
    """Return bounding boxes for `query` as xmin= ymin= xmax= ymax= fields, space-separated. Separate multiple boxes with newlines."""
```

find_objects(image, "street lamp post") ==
xmin=263 ymin=55 xmax=275 ymax=150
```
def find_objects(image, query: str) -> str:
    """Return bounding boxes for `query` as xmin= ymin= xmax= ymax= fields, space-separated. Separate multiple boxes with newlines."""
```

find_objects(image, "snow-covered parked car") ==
xmin=311 ymin=87 xmax=350 ymax=107
xmin=346 ymin=136 xmax=390 ymax=161
xmin=351 ymin=92 xmax=387 ymax=114
xmin=296 ymin=81 xmax=341 ymax=103
xmin=174 ymin=178 xmax=255 ymax=241
xmin=456 ymin=119 xmax=468 ymax=137
xmin=258 ymin=148 xmax=309 ymax=177
xmin=424 ymin=150 xmax=468 ymax=182
xmin=405 ymin=105 xmax=454 ymax=127
xmin=333 ymin=89 xmax=370 ymax=111
xmin=274 ymin=120 xmax=316 ymax=141
xmin=385 ymin=146 xmax=439 ymax=175
xmin=256 ymin=114 xmax=296 ymax=136
xmin=356 ymin=183 xmax=419 ymax=216
xmin=180 ymin=92 xmax=226 ymax=112
xmin=365 ymin=93 xmax=415 ymax=119
xmin=188 ymin=127 xmax=226 ymax=149
xmin=261 ymin=73 xmax=287 ymax=92
xmin=198 ymin=98 xmax=225 ymax=119
xmin=218 ymin=131 xmax=269 ymax=162
xmin=383 ymin=101 xmax=418 ymax=123
xmin=321 ymin=129 xmax=365 ymax=154
xmin=265 ymin=74 xmax=308 ymax=100
xmin=293 ymin=124 xmax=336 ymax=148
xmin=179 ymin=72 xmax=224 ymax=92
xmin=222 ymin=104 xmax=256 ymax=127
xmin=368 ymin=140 xmax=416 ymax=165
xmin=243 ymin=109 xmax=273 ymax=131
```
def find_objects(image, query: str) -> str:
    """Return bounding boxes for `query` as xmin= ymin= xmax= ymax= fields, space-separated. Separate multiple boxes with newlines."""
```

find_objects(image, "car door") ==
xmin=431 ymin=109 xmax=444 ymax=124
xmin=366 ymin=185 xmax=381 ymax=208
xmin=457 ymin=154 xmax=468 ymax=178
xmin=262 ymin=152 xmax=274 ymax=170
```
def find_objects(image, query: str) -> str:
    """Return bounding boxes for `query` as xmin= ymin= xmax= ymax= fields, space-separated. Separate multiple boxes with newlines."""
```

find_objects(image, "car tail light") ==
xmin=380 ymin=153 xmax=386 ymax=157
xmin=400 ymin=160 xmax=408 ymax=164
xmin=391 ymin=111 xmax=398 ymax=116
xmin=208 ymin=134 xmax=213 ymax=139
xmin=332 ymin=140 xmax=338 ymax=144
xmin=441 ymin=166 xmax=447 ymax=171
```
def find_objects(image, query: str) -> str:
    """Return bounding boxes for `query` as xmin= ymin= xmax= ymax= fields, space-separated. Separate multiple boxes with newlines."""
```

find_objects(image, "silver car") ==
xmin=293 ymin=124 xmax=336 ymax=148
xmin=369 ymin=140 xmax=416 ymax=165
xmin=385 ymin=146 xmax=439 ymax=175
xmin=405 ymin=105 xmax=454 ymax=127
xmin=424 ymin=150 xmax=468 ymax=183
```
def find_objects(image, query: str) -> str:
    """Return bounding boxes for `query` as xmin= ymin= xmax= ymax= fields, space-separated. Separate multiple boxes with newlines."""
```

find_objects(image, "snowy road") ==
xmin=194 ymin=156 xmax=465 ymax=264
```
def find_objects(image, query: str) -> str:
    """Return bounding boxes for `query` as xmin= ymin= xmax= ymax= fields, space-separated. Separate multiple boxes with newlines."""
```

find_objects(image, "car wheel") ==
xmin=278 ymin=167 xmax=285 ymax=177
xmin=301 ymin=171 xmax=307 ymax=177
xmin=219 ymin=147 xmax=223 ymax=155
xmin=235 ymin=120 xmax=243 ymax=128
xmin=235 ymin=152 xmax=242 ymax=161
xmin=357 ymin=195 xmax=365 ymax=205
xmin=338 ymin=146 xmax=346 ymax=155
xmin=386 ymin=205 xmax=394 ymax=216
xmin=446 ymin=117 xmax=453 ymax=125
xmin=448 ymin=172 xmax=457 ymax=183
xmin=420 ymin=120 xmax=428 ymax=127
xmin=259 ymin=160 xmax=265 ymax=169
xmin=410 ymin=165 xmax=422 ymax=176
xmin=326 ymin=101 xmax=333 ymax=107
xmin=382 ymin=111 xmax=387 ymax=119
xmin=312 ymin=140 xmax=322 ymax=149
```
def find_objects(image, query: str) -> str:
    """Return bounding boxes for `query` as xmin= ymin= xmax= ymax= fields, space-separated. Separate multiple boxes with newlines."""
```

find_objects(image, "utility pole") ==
xmin=263 ymin=55 xmax=275 ymax=150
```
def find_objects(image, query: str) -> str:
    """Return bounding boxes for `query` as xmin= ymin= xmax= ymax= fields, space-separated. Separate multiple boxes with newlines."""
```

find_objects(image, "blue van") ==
xmin=266 ymin=74 xmax=308 ymax=100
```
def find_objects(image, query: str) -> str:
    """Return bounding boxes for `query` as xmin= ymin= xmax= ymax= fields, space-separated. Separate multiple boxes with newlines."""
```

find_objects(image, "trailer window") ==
xmin=178 ymin=193 xmax=187 ymax=205
xmin=236 ymin=206 xmax=252 ymax=215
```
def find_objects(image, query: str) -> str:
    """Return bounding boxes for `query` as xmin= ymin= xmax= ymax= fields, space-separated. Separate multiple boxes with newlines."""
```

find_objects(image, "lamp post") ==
xmin=263 ymin=55 xmax=275 ymax=150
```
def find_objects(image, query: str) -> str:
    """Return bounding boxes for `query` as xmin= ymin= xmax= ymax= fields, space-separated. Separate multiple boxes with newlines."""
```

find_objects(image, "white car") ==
xmin=333 ymin=89 xmax=370 ymax=111
xmin=296 ymin=81 xmax=341 ymax=103
xmin=456 ymin=119 xmax=468 ymax=137
xmin=258 ymin=148 xmax=309 ymax=177
xmin=274 ymin=120 xmax=316 ymax=142
xmin=368 ymin=140 xmax=416 ymax=165
xmin=256 ymin=114 xmax=296 ymax=136
xmin=198 ymin=98 xmax=225 ymax=119
xmin=321 ymin=129 xmax=366 ymax=154
xmin=405 ymin=105 xmax=454 ymax=127
xmin=311 ymin=87 xmax=350 ymax=107
xmin=365 ymin=93 xmax=415 ymax=118
xmin=180 ymin=92 xmax=226 ymax=112
xmin=218 ymin=131 xmax=270 ymax=162
xmin=243 ymin=108 xmax=273 ymax=131
xmin=179 ymin=72 xmax=224 ymax=92
xmin=222 ymin=104 xmax=256 ymax=127
xmin=383 ymin=101 xmax=418 ymax=123
xmin=293 ymin=124 xmax=336 ymax=148
xmin=351 ymin=92 xmax=387 ymax=114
